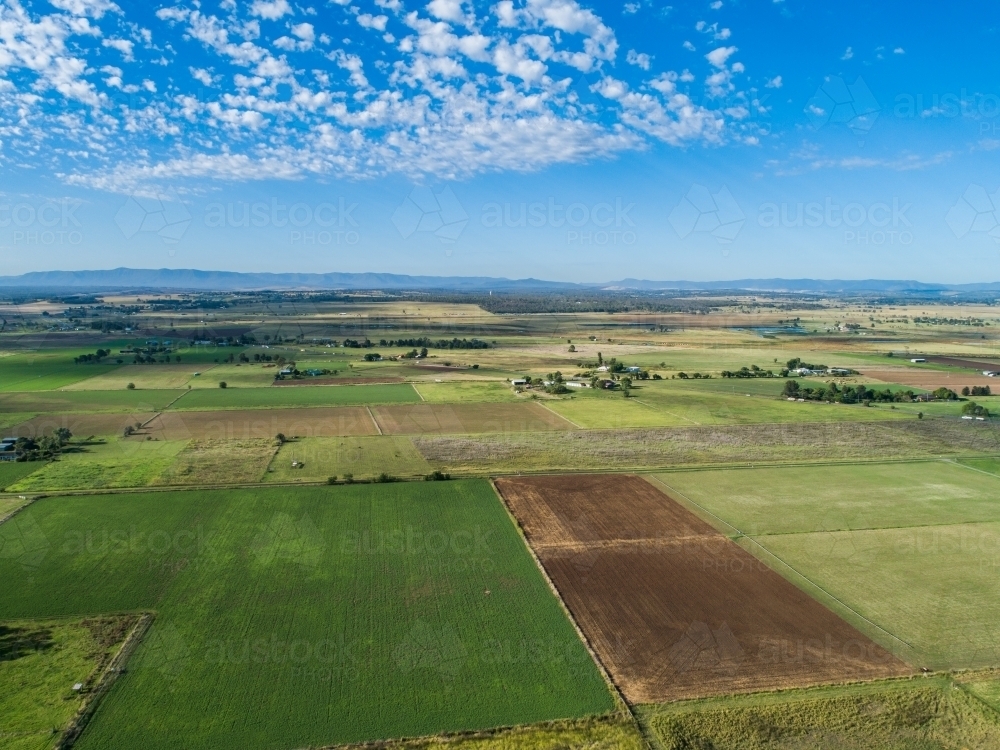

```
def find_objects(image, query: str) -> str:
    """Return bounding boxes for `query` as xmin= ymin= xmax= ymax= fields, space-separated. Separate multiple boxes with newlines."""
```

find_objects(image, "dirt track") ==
xmin=372 ymin=403 xmax=574 ymax=435
xmin=496 ymin=474 xmax=911 ymax=702
xmin=271 ymin=376 xmax=405 ymax=386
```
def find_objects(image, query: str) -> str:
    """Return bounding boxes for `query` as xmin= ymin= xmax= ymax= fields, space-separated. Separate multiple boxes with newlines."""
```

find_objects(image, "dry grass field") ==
xmin=372 ymin=402 xmax=575 ymax=435
xmin=495 ymin=474 xmax=910 ymax=702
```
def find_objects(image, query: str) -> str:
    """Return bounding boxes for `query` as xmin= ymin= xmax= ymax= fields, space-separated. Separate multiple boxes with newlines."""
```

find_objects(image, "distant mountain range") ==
xmin=0 ymin=268 xmax=998 ymax=294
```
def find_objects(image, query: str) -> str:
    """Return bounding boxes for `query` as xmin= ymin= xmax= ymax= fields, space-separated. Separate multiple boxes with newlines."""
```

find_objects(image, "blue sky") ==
xmin=1 ymin=0 xmax=999 ymax=282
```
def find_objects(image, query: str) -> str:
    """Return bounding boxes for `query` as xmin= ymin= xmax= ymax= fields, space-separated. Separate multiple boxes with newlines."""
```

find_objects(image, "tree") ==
xmin=962 ymin=386 xmax=971 ymax=396
xmin=55 ymin=428 xmax=72 ymax=445
xmin=783 ymin=380 xmax=800 ymax=397
xmin=127 ymin=382 xmax=135 ymax=390
xmin=275 ymin=433 xmax=286 ymax=444
xmin=219 ymin=381 xmax=227 ymax=388
xmin=568 ymin=344 xmax=576 ymax=352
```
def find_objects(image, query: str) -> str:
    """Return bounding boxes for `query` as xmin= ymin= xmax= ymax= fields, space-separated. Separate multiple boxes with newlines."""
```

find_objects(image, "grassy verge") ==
xmin=0 ymin=616 xmax=138 ymax=750
xmin=640 ymin=674 xmax=1000 ymax=749
xmin=265 ymin=436 xmax=431 ymax=482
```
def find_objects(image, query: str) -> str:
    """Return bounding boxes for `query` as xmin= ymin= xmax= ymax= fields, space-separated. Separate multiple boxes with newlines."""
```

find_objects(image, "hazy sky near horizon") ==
xmin=1 ymin=0 xmax=999 ymax=282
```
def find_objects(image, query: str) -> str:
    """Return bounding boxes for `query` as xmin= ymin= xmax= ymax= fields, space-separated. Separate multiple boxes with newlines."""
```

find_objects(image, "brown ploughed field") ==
xmin=141 ymin=406 xmax=378 ymax=440
xmin=372 ymin=402 xmax=574 ymax=435
xmin=495 ymin=474 xmax=911 ymax=703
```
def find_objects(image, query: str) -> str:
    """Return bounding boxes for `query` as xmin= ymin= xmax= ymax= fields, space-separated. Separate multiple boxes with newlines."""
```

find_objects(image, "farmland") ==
xmin=0 ymin=482 xmax=615 ymax=750
xmin=142 ymin=406 xmax=378 ymax=440
xmin=0 ymin=615 xmax=139 ymax=750
xmin=496 ymin=474 xmax=910 ymax=702
xmin=171 ymin=382 xmax=421 ymax=409
xmin=656 ymin=461 xmax=1000 ymax=669
xmin=3 ymin=292 xmax=1000 ymax=747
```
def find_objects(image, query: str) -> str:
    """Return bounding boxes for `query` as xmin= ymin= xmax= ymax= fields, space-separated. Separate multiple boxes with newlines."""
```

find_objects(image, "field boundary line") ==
xmin=532 ymin=401 xmax=583 ymax=429
xmin=57 ymin=611 xmax=155 ymax=749
xmin=947 ymin=458 xmax=1000 ymax=479
xmin=0 ymin=492 xmax=44 ymax=527
xmin=412 ymin=384 xmax=425 ymax=401
xmin=158 ymin=389 xmax=191 ymax=413
xmin=648 ymin=475 xmax=914 ymax=652
xmin=632 ymin=399 xmax=700 ymax=425
xmin=488 ymin=478 xmax=653 ymax=750
xmin=366 ymin=406 xmax=383 ymax=435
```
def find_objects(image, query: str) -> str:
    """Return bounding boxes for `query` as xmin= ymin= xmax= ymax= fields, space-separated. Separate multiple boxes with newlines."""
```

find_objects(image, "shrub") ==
xmin=343 ymin=473 xmax=354 ymax=484
xmin=425 ymin=470 xmax=451 ymax=481
xmin=126 ymin=382 xmax=135 ymax=390
xmin=219 ymin=381 xmax=227 ymax=388
xmin=375 ymin=472 xmax=396 ymax=483
xmin=326 ymin=476 xmax=337 ymax=484
xmin=275 ymin=433 xmax=286 ymax=444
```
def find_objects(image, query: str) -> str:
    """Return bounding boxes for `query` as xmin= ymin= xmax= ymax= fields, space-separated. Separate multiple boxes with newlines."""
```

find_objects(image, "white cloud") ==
xmin=426 ymin=0 xmax=464 ymax=22
xmin=623 ymin=2 xmax=640 ymax=13
xmin=102 ymin=38 xmax=135 ymax=61
xmin=841 ymin=46 xmax=853 ymax=60
xmin=626 ymin=49 xmax=650 ymax=70
xmin=250 ymin=0 xmax=292 ymax=20
xmin=357 ymin=14 xmax=388 ymax=31
xmin=894 ymin=47 xmax=904 ymax=54
xmin=765 ymin=75 xmax=781 ymax=88
xmin=190 ymin=67 xmax=216 ymax=85
xmin=682 ymin=40 xmax=695 ymax=51
xmin=49 ymin=0 xmax=119 ymax=18
xmin=705 ymin=45 xmax=736 ymax=67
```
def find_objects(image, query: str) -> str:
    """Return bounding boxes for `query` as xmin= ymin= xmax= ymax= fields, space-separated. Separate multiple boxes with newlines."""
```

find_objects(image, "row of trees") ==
xmin=11 ymin=429 xmax=72 ymax=461
xmin=783 ymin=380 xmax=927 ymax=404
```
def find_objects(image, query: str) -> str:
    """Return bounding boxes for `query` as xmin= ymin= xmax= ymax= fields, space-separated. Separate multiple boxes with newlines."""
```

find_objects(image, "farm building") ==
xmin=911 ymin=358 xmax=926 ymax=363
xmin=0 ymin=438 xmax=17 ymax=461
xmin=566 ymin=381 xmax=589 ymax=388
xmin=511 ymin=379 xmax=527 ymax=386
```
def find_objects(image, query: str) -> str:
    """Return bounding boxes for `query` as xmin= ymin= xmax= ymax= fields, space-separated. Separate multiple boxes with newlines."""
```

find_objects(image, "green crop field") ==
xmin=0 ymin=461 xmax=45 ymax=491
xmin=544 ymin=386 xmax=911 ymax=428
xmin=640 ymin=674 xmax=1000 ymax=749
xmin=9 ymin=440 xmax=189 ymax=492
xmin=656 ymin=461 xmax=1000 ymax=669
xmin=0 ymin=390 xmax=181 ymax=413
xmin=171 ymin=383 xmax=421 ymax=410
xmin=186 ymin=364 xmax=276 ymax=389
xmin=656 ymin=461 xmax=1000 ymax=536
xmin=0 ymin=352 xmax=120 ymax=392
xmin=0 ymin=482 xmax=614 ymax=750
xmin=0 ymin=616 xmax=137 ymax=750
xmin=265 ymin=436 xmax=431 ymax=482
xmin=414 ymin=381 xmax=519 ymax=403
xmin=63 ymin=364 xmax=210 ymax=391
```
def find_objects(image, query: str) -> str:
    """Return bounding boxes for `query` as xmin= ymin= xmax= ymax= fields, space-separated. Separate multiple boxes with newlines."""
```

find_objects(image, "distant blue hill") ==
xmin=0 ymin=268 xmax=997 ymax=294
